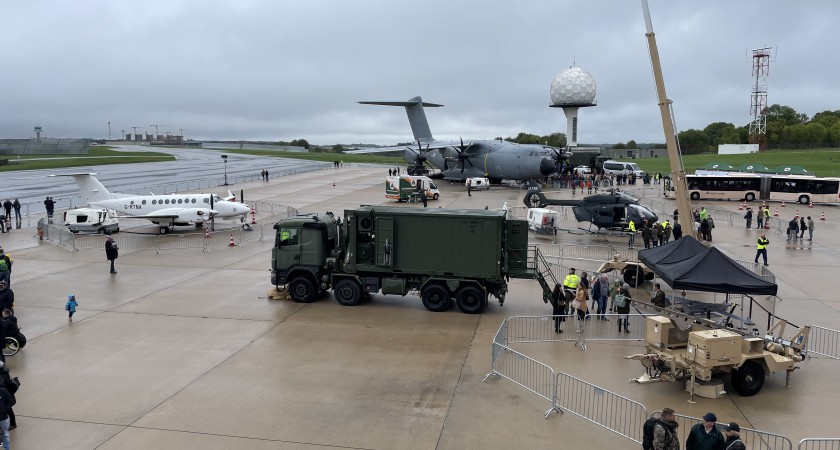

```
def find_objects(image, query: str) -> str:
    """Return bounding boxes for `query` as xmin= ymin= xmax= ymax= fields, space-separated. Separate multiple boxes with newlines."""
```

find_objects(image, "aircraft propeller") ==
xmin=407 ymin=142 xmax=435 ymax=174
xmin=451 ymin=138 xmax=474 ymax=173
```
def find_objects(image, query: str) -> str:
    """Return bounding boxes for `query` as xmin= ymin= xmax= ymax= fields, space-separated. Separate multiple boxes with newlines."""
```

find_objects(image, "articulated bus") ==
xmin=686 ymin=173 xmax=840 ymax=204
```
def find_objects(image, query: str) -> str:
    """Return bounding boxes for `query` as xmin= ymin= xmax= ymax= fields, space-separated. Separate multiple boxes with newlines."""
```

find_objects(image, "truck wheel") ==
xmin=98 ymin=228 xmax=107 ymax=235
xmin=421 ymin=284 xmax=451 ymax=312
xmin=334 ymin=279 xmax=363 ymax=306
xmin=289 ymin=277 xmax=316 ymax=303
xmin=455 ymin=286 xmax=487 ymax=314
xmin=623 ymin=268 xmax=643 ymax=287
xmin=731 ymin=360 xmax=765 ymax=396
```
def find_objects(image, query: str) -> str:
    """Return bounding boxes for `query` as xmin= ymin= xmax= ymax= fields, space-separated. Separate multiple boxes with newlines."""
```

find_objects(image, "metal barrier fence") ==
xmin=556 ymin=372 xmax=648 ymax=443
xmin=534 ymin=242 xmax=636 ymax=263
xmin=653 ymin=410 xmax=793 ymax=450
xmin=799 ymin=439 xmax=840 ymax=450
xmin=807 ymin=325 xmax=840 ymax=360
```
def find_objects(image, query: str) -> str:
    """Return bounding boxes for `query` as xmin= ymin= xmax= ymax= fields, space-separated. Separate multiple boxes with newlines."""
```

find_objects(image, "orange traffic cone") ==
xmin=780 ymin=200 xmax=786 ymax=207
xmin=820 ymin=211 xmax=826 ymax=221
xmin=795 ymin=210 xmax=800 ymax=219
xmin=761 ymin=201 xmax=766 ymax=207
xmin=228 ymin=234 xmax=235 ymax=247
xmin=738 ymin=202 xmax=744 ymax=211
xmin=251 ymin=207 xmax=256 ymax=225
xmin=773 ymin=208 xmax=779 ymax=217
xmin=204 ymin=228 xmax=210 ymax=239
xmin=808 ymin=201 xmax=814 ymax=208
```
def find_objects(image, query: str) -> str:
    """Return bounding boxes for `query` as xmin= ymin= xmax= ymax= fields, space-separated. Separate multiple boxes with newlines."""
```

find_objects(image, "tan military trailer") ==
xmin=626 ymin=316 xmax=810 ymax=398
xmin=597 ymin=254 xmax=656 ymax=287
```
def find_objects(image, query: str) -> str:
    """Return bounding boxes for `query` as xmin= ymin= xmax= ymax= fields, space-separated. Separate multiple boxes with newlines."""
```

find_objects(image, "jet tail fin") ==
xmin=53 ymin=173 xmax=116 ymax=203
xmin=359 ymin=96 xmax=442 ymax=143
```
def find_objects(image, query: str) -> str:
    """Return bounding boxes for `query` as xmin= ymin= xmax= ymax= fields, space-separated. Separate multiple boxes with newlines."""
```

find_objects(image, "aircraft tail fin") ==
xmin=359 ymin=96 xmax=442 ymax=143
xmin=53 ymin=173 xmax=117 ymax=203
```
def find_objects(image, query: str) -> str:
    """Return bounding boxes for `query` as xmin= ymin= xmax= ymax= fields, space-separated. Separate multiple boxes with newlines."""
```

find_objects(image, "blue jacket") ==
xmin=65 ymin=295 xmax=78 ymax=313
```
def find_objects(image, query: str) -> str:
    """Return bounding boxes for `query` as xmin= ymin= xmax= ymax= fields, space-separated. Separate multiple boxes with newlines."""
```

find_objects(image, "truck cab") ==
xmin=271 ymin=212 xmax=340 ymax=301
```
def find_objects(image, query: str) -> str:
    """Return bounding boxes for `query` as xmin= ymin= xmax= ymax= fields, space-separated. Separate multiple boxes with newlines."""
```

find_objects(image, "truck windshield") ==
xmin=277 ymin=228 xmax=299 ymax=247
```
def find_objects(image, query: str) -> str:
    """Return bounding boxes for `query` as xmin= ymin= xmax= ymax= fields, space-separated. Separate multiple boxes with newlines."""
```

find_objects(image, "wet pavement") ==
xmin=1 ymin=166 xmax=838 ymax=449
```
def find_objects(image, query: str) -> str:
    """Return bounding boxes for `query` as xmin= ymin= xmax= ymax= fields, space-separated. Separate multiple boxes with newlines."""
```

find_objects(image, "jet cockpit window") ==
xmin=277 ymin=228 xmax=299 ymax=247
xmin=212 ymin=195 xmax=222 ymax=203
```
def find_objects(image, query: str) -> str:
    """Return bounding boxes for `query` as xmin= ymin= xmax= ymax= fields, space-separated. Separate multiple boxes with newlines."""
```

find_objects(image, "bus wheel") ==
xmin=799 ymin=195 xmax=809 ymax=205
xmin=745 ymin=192 xmax=755 ymax=202
xmin=690 ymin=192 xmax=700 ymax=201
xmin=333 ymin=278 xmax=363 ymax=306
xmin=421 ymin=284 xmax=451 ymax=312
xmin=455 ymin=286 xmax=487 ymax=314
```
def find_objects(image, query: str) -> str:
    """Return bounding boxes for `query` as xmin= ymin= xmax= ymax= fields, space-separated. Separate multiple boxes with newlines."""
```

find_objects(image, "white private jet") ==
xmin=56 ymin=173 xmax=250 ymax=234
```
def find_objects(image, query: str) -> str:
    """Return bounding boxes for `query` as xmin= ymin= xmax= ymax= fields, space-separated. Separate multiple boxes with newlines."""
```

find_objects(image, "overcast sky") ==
xmin=1 ymin=1 xmax=836 ymax=145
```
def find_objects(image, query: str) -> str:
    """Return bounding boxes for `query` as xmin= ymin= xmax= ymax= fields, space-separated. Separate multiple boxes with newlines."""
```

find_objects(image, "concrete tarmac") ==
xmin=2 ymin=166 xmax=838 ymax=449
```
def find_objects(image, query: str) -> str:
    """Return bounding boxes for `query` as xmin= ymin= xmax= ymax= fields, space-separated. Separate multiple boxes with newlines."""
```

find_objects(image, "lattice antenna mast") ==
xmin=748 ymin=47 xmax=773 ymax=150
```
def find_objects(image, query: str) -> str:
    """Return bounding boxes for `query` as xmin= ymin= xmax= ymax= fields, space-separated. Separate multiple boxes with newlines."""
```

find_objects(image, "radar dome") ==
xmin=550 ymin=67 xmax=597 ymax=106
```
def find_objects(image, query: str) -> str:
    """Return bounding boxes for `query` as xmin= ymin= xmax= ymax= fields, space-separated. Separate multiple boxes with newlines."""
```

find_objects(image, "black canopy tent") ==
xmin=653 ymin=246 xmax=777 ymax=296
xmin=638 ymin=236 xmax=707 ymax=266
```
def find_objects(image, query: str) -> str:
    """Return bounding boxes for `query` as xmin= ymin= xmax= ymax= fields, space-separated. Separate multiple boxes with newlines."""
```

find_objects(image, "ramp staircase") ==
xmin=512 ymin=245 xmax=558 ymax=304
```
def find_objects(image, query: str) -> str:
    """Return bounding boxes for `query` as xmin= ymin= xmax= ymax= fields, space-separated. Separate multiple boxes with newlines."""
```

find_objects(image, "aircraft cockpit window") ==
xmin=212 ymin=195 xmax=222 ymax=203
xmin=278 ymin=228 xmax=299 ymax=246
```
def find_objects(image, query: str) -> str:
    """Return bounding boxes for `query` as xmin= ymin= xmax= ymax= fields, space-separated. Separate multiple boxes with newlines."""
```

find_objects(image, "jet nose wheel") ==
xmin=159 ymin=226 xmax=170 ymax=235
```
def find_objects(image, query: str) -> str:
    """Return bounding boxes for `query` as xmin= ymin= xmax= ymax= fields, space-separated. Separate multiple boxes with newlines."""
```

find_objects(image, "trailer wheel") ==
xmin=623 ymin=267 xmax=643 ymax=287
xmin=334 ymin=279 xmax=363 ymax=306
xmin=421 ymin=284 xmax=451 ymax=312
xmin=289 ymin=277 xmax=316 ymax=303
xmin=455 ymin=286 xmax=487 ymax=314
xmin=731 ymin=360 xmax=765 ymax=396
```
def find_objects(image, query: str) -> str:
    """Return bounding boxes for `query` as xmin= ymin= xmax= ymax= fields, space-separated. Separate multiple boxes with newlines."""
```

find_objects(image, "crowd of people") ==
xmin=549 ymin=268 xmax=634 ymax=334
xmin=644 ymin=409 xmax=745 ymax=450
xmin=0 ymin=247 xmax=21 ymax=449
xmin=0 ymin=201 xmax=21 ymax=234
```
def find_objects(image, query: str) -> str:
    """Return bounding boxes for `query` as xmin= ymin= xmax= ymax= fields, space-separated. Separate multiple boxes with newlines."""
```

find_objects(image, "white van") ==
xmin=64 ymin=207 xmax=120 ymax=234
xmin=602 ymin=160 xmax=645 ymax=178
xmin=526 ymin=208 xmax=558 ymax=235
xmin=465 ymin=177 xmax=490 ymax=190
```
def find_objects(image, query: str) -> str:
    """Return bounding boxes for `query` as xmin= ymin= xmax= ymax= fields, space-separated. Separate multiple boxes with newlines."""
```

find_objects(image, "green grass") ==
xmin=633 ymin=149 xmax=840 ymax=177
xmin=0 ymin=146 xmax=176 ymax=172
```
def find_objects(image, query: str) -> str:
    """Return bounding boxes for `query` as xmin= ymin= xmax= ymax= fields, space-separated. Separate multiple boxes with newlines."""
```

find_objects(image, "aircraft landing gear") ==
xmin=159 ymin=226 xmax=171 ymax=235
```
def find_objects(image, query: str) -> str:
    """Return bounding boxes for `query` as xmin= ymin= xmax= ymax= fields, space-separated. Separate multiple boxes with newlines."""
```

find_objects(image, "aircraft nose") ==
xmin=540 ymin=157 xmax=556 ymax=176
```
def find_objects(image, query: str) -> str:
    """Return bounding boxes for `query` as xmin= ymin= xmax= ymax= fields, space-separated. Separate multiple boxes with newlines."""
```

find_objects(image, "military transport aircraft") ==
xmin=523 ymin=180 xmax=658 ymax=231
xmin=344 ymin=96 xmax=571 ymax=183
xmin=56 ymin=173 xmax=250 ymax=234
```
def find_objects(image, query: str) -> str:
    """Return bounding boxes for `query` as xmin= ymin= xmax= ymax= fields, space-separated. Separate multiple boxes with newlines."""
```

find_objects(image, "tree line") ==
xmin=677 ymin=105 xmax=840 ymax=153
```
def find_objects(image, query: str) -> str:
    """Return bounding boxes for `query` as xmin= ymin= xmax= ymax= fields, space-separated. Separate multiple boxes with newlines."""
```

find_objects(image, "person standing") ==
xmin=628 ymin=219 xmax=636 ymax=248
xmin=787 ymin=218 xmax=798 ymax=243
xmin=592 ymin=274 xmax=610 ymax=321
xmin=0 ymin=386 xmax=13 ymax=450
xmin=755 ymin=233 xmax=769 ymax=266
xmin=722 ymin=423 xmax=745 ymax=450
xmin=616 ymin=283 xmax=632 ymax=333
xmin=807 ymin=216 xmax=815 ymax=241
xmin=685 ymin=412 xmax=724 ymax=450
xmin=65 ymin=294 xmax=78 ymax=322
xmin=700 ymin=218 xmax=710 ymax=242
xmin=0 ymin=282 xmax=12 ymax=314
xmin=562 ymin=268 xmax=581 ymax=314
xmin=651 ymin=283 xmax=667 ymax=308
xmin=756 ymin=206 xmax=764 ymax=230
xmin=0 ymin=250 xmax=9 ymax=286
xmin=573 ymin=286 xmax=589 ymax=331
xmin=641 ymin=222 xmax=652 ymax=249
xmin=10 ymin=200 xmax=20 ymax=229
xmin=799 ymin=217 xmax=807 ymax=239
xmin=1 ymin=201 xmax=9 ymax=222
xmin=466 ymin=180 xmax=472 ymax=197
xmin=763 ymin=206 xmax=771 ymax=229
xmin=651 ymin=408 xmax=680 ymax=450
xmin=550 ymin=284 xmax=565 ymax=334
xmin=44 ymin=196 xmax=55 ymax=222
xmin=105 ymin=235 xmax=119 ymax=274
xmin=699 ymin=207 xmax=708 ymax=221
xmin=672 ymin=221 xmax=683 ymax=240
xmin=419 ymin=190 xmax=428 ymax=208
xmin=744 ymin=207 xmax=752 ymax=229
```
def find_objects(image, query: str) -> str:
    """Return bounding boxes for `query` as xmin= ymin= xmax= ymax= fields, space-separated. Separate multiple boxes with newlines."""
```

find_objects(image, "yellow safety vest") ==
xmin=757 ymin=237 xmax=768 ymax=250
xmin=628 ymin=221 xmax=636 ymax=232
xmin=563 ymin=274 xmax=580 ymax=289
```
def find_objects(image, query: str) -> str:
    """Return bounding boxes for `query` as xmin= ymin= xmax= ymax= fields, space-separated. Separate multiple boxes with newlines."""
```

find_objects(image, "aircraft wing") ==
xmin=116 ymin=208 xmax=218 ymax=221
xmin=344 ymin=142 xmax=457 ymax=155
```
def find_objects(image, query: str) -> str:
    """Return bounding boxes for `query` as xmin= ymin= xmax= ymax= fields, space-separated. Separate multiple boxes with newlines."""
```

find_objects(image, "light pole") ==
xmin=222 ymin=154 xmax=229 ymax=185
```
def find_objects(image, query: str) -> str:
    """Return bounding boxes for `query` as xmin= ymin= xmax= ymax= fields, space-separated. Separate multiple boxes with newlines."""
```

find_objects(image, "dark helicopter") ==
xmin=523 ymin=180 xmax=658 ymax=231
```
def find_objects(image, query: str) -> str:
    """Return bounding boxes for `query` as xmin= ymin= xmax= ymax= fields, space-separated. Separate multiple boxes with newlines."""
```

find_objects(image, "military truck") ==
xmin=271 ymin=206 xmax=555 ymax=314
xmin=626 ymin=316 xmax=810 ymax=397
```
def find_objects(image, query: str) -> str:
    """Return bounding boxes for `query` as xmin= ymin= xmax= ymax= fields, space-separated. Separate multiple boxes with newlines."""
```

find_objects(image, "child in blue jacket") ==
xmin=65 ymin=294 xmax=78 ymax=322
